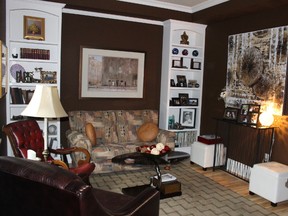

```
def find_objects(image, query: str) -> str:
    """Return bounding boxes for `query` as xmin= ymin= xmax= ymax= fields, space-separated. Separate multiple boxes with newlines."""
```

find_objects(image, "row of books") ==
xmin=175 ymin=131 xmax=197 ymax=147
xmin=20 ymin=48 xmax=50 ymax=60
xmin=10 ymin=87 xmax=34 ymax=104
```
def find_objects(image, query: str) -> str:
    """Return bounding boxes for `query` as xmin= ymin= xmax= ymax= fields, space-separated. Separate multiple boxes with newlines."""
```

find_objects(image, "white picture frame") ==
xmin=80 ymin=47 xmax=145 ymax=98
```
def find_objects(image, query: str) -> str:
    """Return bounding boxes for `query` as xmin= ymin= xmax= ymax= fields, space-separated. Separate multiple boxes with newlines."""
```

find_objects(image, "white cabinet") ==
xmin=159 ymin=20 xmax=206 ymax=154
xmin=6 ymin=0 xmax=65 ymax=157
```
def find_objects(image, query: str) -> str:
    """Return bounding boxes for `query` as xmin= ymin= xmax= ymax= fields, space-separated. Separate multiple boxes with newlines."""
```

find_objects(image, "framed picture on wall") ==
xmin=79 ymin=47 xmax=145 ymax=98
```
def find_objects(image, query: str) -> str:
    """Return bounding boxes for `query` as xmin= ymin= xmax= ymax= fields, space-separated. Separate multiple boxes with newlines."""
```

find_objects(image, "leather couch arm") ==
xmin=156 ymin=129 xmax=176 ymax=150
xmin=92 ymin=187 xmax=160 ymax=216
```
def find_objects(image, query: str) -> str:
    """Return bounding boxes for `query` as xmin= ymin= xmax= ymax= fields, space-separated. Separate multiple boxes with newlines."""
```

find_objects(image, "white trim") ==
xmin=117 ymin=0 xmax=229 ymax=13
xmin=63 ymin=8 xmax=163 ymax=26
xmin=191 ymin=0 xmax=229 ymax=13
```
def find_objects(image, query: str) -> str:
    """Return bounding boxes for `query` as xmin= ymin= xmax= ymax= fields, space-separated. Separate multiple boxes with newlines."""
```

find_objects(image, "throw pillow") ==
xmin=85 ymin=123 xmax=97 ymax=146
xmin=137 ymin=122 xmax=159 ymax=142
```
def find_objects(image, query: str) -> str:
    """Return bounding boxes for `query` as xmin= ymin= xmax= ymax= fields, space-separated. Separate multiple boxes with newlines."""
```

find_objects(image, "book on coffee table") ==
xmin=153 ymin=173 xmax=177 ymax=182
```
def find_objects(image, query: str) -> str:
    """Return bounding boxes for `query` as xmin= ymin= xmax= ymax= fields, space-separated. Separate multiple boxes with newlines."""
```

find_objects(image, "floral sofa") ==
xmin=66 ymin=110 xmax=176 ymax=173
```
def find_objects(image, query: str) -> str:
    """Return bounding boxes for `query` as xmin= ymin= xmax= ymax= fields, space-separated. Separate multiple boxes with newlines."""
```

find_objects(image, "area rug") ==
xmin=90 ymin=160 xmax=277 ymax=216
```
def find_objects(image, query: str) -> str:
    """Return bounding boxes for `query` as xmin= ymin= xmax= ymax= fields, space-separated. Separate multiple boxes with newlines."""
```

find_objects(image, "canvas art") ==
xmin=222 ymin=26 xmax=288 ymax=115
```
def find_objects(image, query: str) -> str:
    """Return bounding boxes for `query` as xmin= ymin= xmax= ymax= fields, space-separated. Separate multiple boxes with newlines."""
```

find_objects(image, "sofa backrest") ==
xmin=0 ymin=156 xmax=95 ymax=216
xmin=68 ymin=110 xmax=159 ymax=144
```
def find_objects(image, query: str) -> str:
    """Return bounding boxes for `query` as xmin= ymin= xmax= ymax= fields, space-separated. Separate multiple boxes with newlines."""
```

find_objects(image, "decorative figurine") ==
xmin=180 ymin=31 xmax=189 ymax=45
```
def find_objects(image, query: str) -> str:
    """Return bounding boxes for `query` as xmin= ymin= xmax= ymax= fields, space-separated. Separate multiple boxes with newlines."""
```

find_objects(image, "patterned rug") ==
xmin=90 ymin=159 xmax=276 ymax=216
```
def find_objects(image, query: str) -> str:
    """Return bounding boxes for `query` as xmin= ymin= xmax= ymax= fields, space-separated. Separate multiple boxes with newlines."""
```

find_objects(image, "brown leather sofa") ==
xmin=0 ymin=156 xmax=160 ymax=216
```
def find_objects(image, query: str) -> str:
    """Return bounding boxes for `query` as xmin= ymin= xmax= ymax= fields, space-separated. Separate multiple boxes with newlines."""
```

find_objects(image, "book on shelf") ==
xmin=10 ymin=87 xmax=34 ymax=104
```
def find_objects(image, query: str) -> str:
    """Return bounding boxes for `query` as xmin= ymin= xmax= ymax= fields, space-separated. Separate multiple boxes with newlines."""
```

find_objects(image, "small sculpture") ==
xmin=180 ymin=31 xmax=189 ymax=45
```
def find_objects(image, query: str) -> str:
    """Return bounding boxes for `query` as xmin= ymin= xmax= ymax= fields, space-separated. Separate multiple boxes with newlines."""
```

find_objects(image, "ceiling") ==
xmin=117 ymin=0 xmax=230 ymax=13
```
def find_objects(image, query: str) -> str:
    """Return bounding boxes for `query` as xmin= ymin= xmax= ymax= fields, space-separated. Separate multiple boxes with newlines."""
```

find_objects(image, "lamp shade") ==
xmin=259 ymin=111 xmax=274 ymax=127
xmin=21 ymin=85 xmax=67 ymax=118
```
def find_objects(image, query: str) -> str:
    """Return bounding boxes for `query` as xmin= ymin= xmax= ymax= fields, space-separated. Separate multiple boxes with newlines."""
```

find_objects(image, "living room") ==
xmin=1 ymin=0 xmax=288 ymax=215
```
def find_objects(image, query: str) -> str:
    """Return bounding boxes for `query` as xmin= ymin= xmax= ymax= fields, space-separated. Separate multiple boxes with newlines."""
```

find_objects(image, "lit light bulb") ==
xmin=259 ymin=111 xmax=274 ymax=127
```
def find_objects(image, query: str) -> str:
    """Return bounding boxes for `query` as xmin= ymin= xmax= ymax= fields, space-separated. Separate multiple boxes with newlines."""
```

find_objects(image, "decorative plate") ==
xmin=192 ymin=50 xmax=199 ymax=57
xmin=172 ymin=48 xmax=179 ymax=55
xmin=10 ymin=64 xmax=25 ymax=80
xmin=48 ymin=125 xmax=57 ymax=135
xmin=182 ymin=49 xmax=188 ymax=56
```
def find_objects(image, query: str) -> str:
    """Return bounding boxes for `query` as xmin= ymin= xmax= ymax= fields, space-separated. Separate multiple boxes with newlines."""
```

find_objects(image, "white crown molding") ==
xmin=117 ymin=0 xmax=229 ymax=13
xmin=63 ymin=8 xmax=163 ymax=26
xmin=117 ymin=0 xmax=192 ymax=13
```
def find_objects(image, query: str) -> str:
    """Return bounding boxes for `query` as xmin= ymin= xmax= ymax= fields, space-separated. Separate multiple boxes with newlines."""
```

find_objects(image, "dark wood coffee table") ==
xmin=112 ymin=152 xmax=182 ymax=199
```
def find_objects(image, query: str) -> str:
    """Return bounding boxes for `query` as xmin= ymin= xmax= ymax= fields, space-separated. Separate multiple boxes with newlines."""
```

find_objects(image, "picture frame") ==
xmin=23 ymin=16 xmax=45 ymax=41
xmin=40 ymin=71 xmax=57 ymax=83
xmin=172 ymin=59 xmax=182 ymax=68
xmin=176 ymin=75 xmax=187 ymax=87
xmin=238 ymin=104 xmax=260 ymax=125
xmin=80 ymin=47 xmax=145 ymax=98
xmin=191 ymin=60 xmax=201 ymax=70
xmin=0 ymin=40 xmax=7 ymax=98
xmin=179 ymin=93 xmax=189 ymax=106
xmin=25 ymin=90 xmax=34 ymax=104
xmin=223 ymin=107 xmax=239 ymax=121
xmin=180 ymin=108 xmax=196 ymax=128
xmin=188 ymin=98 xmax=198 ymax=106
xmin=171 ymin=97 xmax=181 ymax=106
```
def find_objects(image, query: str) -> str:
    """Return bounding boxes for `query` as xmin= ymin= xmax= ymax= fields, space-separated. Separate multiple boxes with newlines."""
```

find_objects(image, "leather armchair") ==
xmin=0 ymin=156 xmax=160 ymax=216
xmin=2 ymin=119 xmax=95 ymax=185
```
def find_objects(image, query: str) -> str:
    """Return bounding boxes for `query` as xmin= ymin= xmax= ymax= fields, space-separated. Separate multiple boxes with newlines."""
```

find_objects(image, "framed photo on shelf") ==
xmin=237 ymin=104 xmax=260 ymax=125
xmin=176 ymin=75 xmax=187 ymax=87
xmin=223 ymin=107 xmax=238 ymax=121
xmin=179 ymin=93 xmax=189 ymax=106
xmin=171 ymin=97 xmax=181 ymax=106
xmin=24 ymin=16 xmax=45 ymax=41
xmin=172 ymin=59 xmax=182 ymax=68
xmin=41 ymin=71 xmax=57 ymax=83
xmin=180 ymin=108 xmax=196 ymax=128
xmin=188 ymin=98 xmax=198 ymax=106
xmin=191 ymin=60 xmax=201 ymax=70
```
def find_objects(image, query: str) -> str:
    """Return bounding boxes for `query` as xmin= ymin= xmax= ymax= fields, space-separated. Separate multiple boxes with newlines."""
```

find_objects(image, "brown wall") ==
xmin=60 ymin=14 xmax=170 ymax=142
xmin=198 ymin=5 xmax=288 ymax=164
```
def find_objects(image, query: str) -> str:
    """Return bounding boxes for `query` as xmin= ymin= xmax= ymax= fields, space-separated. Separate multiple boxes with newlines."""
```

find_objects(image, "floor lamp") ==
xmin=21 ymin=85 xmax=67 ymax=161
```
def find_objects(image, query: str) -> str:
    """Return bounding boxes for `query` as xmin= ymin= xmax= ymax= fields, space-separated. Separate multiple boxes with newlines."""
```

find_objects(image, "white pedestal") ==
xmin=191 ymin=141 xmax=225 ymax=169
xmin=249 ymin=162 xmax=288 ymax=206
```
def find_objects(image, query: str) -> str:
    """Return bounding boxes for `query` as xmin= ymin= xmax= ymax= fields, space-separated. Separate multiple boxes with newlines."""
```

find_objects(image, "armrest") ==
xmin=156 ymin=129 xmax=176 ymax=150
xmin=66 ymin=130 xmax=93 ymax=166
xmin=49 ymin=147 xmax=91 ymax=167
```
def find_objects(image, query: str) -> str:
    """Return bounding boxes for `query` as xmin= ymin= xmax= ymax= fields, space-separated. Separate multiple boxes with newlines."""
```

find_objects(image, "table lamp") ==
xmin=21 ymin=85 xmax=67 ymax=161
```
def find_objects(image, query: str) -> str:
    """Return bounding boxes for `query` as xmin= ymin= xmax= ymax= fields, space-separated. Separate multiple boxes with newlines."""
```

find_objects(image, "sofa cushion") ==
xmin=85 ymin=123 xmax=97 ymax=146
xmin=137 ymin=122 xmax=159 ymax=142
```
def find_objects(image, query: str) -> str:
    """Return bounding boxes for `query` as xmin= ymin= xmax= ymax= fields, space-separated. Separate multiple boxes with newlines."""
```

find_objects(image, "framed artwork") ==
xmin=0 ymin=40 xmax=7 ymax=98
xmin=188 ymin=98 xmax=198 ymax=106
xmin=223 ymin=26 xmax=288 ymax=115
xmin=237 ymin=104 xmax=260 ymax=125
xmin=223 ymin=107 xmax=238 ymax=121
xmin=24 ymin=16 xmax=45 ymax=41
xmin=180 ymin=108 xmax=196 ymax=128
xmin=80 ymin=47 xmax=145 ymax=98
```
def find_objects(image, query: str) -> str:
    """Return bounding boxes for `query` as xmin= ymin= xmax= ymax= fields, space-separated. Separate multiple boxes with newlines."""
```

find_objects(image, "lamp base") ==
xmin=42 ymin=149 xmax=49 ymax=162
